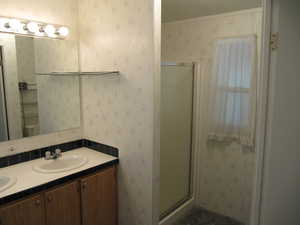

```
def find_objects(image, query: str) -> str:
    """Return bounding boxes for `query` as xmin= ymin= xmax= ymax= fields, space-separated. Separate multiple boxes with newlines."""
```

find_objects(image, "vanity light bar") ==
xmin=0 ymin=16 xmax=69 ymax=39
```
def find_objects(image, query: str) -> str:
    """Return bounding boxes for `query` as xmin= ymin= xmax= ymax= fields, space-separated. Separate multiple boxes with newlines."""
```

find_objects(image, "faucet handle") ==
xmin=55 ymin=149 xmax=62 ymax=156
xmin=45 ymin=151 xmax=51 ymax=160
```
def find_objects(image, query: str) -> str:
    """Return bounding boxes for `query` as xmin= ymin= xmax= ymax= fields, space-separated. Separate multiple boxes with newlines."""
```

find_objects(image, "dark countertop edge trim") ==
xmin=82 ymin=139 xmax=119 ymax=157
xmin=0 ymin=158 xmax=119 ymax=205
xmin=0 ymin=139 xmax=119 ymax=169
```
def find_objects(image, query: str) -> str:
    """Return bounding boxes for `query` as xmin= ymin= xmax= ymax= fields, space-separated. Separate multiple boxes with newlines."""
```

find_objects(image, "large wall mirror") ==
xmin=0 ymin=33 xmax=80 ymax=142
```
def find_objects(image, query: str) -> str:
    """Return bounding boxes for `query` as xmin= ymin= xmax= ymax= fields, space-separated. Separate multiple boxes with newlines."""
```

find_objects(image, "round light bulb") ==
xmin=58 ymin=26 xmax=69 ymax=37
xmin=27 ymin=22 xmax=39 ymax=33
xmin=44 ymin=24 xmax=56 ymax=37
xmin=9 ymin=19 xmax=23 ymax=32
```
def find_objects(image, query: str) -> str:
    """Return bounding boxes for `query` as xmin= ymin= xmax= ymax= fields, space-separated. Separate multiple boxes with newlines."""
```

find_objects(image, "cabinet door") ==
xmin=0 ymin=194 xmax=45 ymax=225
xmin=81 ymin=166 xmax=117 ymax=225
xmin=45 ymin=181 xmax=81 ymax=225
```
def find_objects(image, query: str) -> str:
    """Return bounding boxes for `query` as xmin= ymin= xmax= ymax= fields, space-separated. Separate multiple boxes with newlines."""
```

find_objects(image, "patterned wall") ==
xmin=0 ymin=0 xmax=81 ymax=155
xmin=162 ymin=9 xmax=262 ymax=224
xmin=34 ymin=36 xmax=80 ymax=136
xmin=15 ymin=36 xmax=40 ymax=136
xmin=78 ymin=0 xmax=155 ymax=225
xmin=1 ymin=2 xmax=159 ymax=225
xmin=37 ymin=75 xmax=80 ymax=134
xmin=15 ymin=36 xmax=36 ymax=83
xmin=34 ymin=38 xmax=79 ymax=74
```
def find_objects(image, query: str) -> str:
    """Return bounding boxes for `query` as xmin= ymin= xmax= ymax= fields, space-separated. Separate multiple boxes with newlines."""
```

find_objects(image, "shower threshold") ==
xmin=173 ymin=207 xmax=244 ymax=225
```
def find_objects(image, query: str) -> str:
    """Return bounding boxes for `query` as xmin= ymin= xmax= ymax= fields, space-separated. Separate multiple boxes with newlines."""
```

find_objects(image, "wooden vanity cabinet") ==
xmin=0 ymin=194 xmax=45 ymax=225
xmin=0 ymin=165 xmax=117 ymax=225
xmin=81 ymin=166 xmax=117 ymax=225
xmin=45 ymin=181 xmax=81 ymax=225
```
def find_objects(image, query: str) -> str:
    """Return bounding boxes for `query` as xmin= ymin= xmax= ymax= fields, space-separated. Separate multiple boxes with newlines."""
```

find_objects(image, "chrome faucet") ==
xmin=45 ymin=149 xmax=62 ymax=160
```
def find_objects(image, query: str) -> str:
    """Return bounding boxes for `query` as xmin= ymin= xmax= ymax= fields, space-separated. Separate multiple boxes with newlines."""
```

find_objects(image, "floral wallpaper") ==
xmin=0 ymin=1 xmax=158 ymax=225
xmin=162 ymin=8 xmax=262 ymax=224
xmin=15 ymin=36 xmax=36 ymax=84
xmin=1 ymin=1 xmax=159 ymax=225
xmin=78 ymin=0 xmax=155 ymax=225
xmin=34 ymin=38 xmax=79 ymax=74
xmin=37 ymin=75 xmax=80 ymax=134
xmin=15 ymin=36 xmax=40 ymax=136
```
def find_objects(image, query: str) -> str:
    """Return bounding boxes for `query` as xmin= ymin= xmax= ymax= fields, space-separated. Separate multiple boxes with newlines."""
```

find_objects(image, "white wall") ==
xmin=78 ymin=0 xmax=156 ymax=225
xmin=162 ymin=9 xmax=262 ymax=224
xmin=0 ymin=0 xmax=81 ymax=156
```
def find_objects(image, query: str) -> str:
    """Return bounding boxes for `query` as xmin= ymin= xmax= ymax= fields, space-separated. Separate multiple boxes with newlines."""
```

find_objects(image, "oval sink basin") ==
xmin=33 ymin=155 xmax=88 ymax=174
xmin=0 ymin=176 xmax=17 ymax=193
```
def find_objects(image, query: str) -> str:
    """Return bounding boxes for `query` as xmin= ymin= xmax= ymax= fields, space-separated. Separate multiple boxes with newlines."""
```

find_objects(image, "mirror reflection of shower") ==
xmin=0 ymin=47 xmax=9 ymax=142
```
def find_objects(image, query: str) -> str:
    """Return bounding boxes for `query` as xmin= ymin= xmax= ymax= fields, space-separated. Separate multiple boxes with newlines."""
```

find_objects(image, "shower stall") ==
xmin=0 ymin=47 xmax=8 ymax=141
xmin=160 ymin=62 xmax=195 ymax=219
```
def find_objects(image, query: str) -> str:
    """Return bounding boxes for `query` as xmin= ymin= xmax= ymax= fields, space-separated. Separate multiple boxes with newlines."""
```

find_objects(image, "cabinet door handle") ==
xmin=47 ymin=195 xmax=53 ymax=202
xmin=35 ymin=199 xmax=41 ymax=206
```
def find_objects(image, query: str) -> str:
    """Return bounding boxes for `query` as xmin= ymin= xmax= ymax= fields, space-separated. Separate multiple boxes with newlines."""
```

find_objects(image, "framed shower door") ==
xmin=160 ymin=62 xmax=195 ymax=219
xmin=0 ymin=46 xmax=8 ymax=141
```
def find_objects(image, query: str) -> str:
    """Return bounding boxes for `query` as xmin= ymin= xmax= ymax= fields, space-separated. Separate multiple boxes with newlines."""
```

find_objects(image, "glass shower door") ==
xmin=160 ymin=63 xmax=194 ymax=218
xmin=0 ymin=47 xmax=8 ymax=141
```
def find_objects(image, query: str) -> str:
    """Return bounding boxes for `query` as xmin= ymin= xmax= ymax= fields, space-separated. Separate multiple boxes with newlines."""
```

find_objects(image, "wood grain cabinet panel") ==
xmin=81 ymin=166 xmax=117 ymax=225
xmin=0 ymin=194 xmax=45 ymax=225
xmin=45 ymin=181 xmax=81 ymax=225
xmin=0 ymin=166 xmax=117 ymax=225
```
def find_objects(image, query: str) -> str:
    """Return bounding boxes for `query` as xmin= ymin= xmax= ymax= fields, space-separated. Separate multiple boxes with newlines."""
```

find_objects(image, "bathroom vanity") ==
xmin=0 ymin=141 xmax=119 ymax=225
xmin=0 ymin=166 xmax=117 ymax=225
xmin=0 ymin=15 xmax=120 ymax=224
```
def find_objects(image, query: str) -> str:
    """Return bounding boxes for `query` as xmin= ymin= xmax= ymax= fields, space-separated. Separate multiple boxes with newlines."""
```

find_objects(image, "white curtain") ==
xmin=207 ymin=36 xmax=257 ymax=147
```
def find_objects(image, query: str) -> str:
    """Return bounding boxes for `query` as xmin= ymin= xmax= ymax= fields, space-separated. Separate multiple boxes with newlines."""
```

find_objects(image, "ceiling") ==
xmin=162 ymin=0 xmax=262 ymax=22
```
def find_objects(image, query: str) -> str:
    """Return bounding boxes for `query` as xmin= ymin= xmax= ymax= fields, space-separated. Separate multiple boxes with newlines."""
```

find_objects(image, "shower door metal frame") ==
xmin=160 ymin=62 xmax=197 ymax=220
xmin=0 ymin=46 xmax=9 ymax=141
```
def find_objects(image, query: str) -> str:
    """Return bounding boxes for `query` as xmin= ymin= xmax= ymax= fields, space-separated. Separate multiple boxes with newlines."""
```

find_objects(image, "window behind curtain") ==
xmin=208 ymin=36 xmax=257 ymax=147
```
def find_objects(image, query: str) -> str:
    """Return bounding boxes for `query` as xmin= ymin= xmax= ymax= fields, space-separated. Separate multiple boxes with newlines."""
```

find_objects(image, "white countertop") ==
xmin=0 ymin=147 xmax=117 ymax=199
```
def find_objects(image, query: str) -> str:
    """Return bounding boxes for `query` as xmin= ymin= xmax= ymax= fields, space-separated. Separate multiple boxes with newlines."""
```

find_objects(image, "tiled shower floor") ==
xmin=173 ymin=208 xmax=244 ymax=225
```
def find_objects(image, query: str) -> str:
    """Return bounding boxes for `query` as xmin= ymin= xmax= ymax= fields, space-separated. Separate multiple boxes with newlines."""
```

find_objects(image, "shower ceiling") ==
xmin=162 ymin=0 xmax=262 ymax=22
